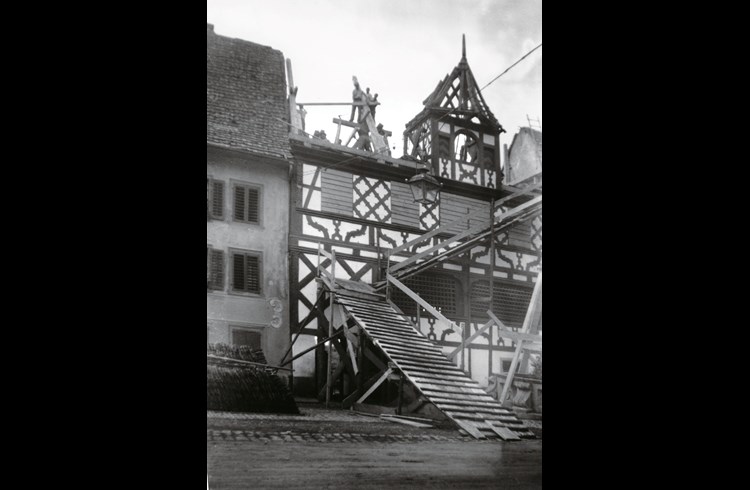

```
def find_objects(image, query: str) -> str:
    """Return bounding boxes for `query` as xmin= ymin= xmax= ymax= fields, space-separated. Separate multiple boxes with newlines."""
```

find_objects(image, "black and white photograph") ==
xmin=207 ymin=1 xmax=542 ymax=487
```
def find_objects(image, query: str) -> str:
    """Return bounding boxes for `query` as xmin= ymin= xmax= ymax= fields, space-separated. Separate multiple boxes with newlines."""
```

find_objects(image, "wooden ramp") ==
xmin=332 ymin=283 xmax=534 ymax=440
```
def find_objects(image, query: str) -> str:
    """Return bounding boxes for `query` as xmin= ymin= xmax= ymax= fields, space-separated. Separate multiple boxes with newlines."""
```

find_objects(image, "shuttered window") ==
xmin=470 ymin=280 xmax=533 ymax=329
xmin=206 ymin=247 xmax=225 ymax=291
xmin=206 ymin=178 xmax=225 ymax=220
xmin=233 ymin=184 xmax=261 ymax=224
xmin=390 ymin=272 xmax=459 ymax=316
xmin=231 ymin=250 xmax=262 ymax=294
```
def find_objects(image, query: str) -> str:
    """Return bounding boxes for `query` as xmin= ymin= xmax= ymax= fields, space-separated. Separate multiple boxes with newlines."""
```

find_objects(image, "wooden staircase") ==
xmin=329 ymin=283 xmax=534 ymax=440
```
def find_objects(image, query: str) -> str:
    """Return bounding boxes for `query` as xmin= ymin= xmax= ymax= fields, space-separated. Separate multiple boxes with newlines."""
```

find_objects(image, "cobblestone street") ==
xmin=207 ymin=408 xmax=542 ymax=489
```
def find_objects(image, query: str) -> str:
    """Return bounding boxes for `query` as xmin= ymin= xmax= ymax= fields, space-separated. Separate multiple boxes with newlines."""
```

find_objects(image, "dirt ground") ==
xmin=207 ymin=405 xmax=542 ymax=489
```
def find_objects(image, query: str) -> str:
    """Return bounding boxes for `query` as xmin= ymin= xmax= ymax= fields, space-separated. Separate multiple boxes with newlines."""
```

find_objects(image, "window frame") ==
xmin=207 ymin=176 xmax=226 ymax=221
xmin=228 ymin=248 xmax=264 ymax=297
xmin=206 ymin=245 xmax=225 ymax=292
xmin=231 ymin=180 xmax=263 ymax=226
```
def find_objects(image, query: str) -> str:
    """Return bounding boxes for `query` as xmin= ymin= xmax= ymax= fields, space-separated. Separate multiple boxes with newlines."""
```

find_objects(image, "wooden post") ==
xmin=286 ymin=59 xmax=303 ymax=135
xmin=376 ymin=234 xmax=382 ymax=283
xmin=499 ymin=273 xmax=542 ymax=407
xmin=356 ymin=334 xmax=365 ymax=396
xmin=415 ymin=296 xmax=421 ymax=334
xmin=397 ymin=373 xmax=405 ymax=415
xmin=325 ymin=249 xmax=337 ymax=408
xmin=488 ymin=199 xmax=495 ymax=382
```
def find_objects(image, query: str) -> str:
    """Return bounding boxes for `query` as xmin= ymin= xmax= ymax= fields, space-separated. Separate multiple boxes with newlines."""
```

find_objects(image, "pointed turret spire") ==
xmin=462 ymin=34 xmax=467 ymax=61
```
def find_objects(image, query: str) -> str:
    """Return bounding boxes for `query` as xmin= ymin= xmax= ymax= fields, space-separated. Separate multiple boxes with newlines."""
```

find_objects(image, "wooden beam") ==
xmin=278 ymin=330 xmax=345 ymax=367
xmin=356 ymin=367 xmax=393 ymax=404
xmin=297 ymin=101 xmax=381 ymax=106
xmin=388 ymin=181 xmax=543 ymax=257
xmin=379 ymin=415 xmax=432 ymax=428
xmin=386 ymin=274 xmax=462 ymax=337
xmin=325 ymin=254 xmax=336 ymax=408
xmin=499 ymin=273 xmax=542 ymax=406
xmin=390 ymin=195 xmax=542 ymax=273
xmin=332 ymin=118 xmax=361 ymax=129
xmin=318 ymin=360 xmax=346 ymax=401
xmin=447 ymin=319 xmax=496 ymax=360
xmin=486 ymin=311 xmax=543 ymax=343
xmin=206 ymin=355 xmax=294 ymax=372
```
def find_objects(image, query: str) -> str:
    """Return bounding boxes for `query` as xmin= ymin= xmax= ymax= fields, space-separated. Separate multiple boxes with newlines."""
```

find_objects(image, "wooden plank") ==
xmin=452 ymin=418 xmax=486 ymax=439
xmin=379 ymin=415 xmax=433 ymax=429
xmin=390 ymin=357 xmax=464 ymax=372
xmin=401 ymin=370 xmax=476 ymax=384
xmin=384 ymin=347 xmax=448 ymax=361
xmin=376 ymin=338 xmax=443 ymax=353
xmin=383 ymin=350 xmax=450 ymax=364
xmin=398 ymin=360 xmax=466 ymax=379
xmin=361 ymin=327 xmax=429 ymax=342
xmin=386 ymin=274 xmax=461 ymax=336
xmin=348 ymin=310 xmax=413 ymax=322
xmin=376 ymin=338 xmax=442 ymax=352
xmin=391 ymin=181 xmax=419 ymax=228
xmin=367 ymin=332 xmax=439 ymax=349
xmin=442 ymin=410 xmax=523 ymax=423
xmin=356 ymin=367 xmax=393 ymax=404
xmin=354 ymin=315 xmax=407 ymax=328
xmin=339 ymin=300 xmax=402 ymax=312
xmin=334 ymin=290 xmax=386 ymax=302
xmin=486 ymin=423 xmax=522 ymax=441
xmin=395 ymin=361 xmax=466 ymax=376
xmin=409 ymin=376 xmax=485 ymax=389
xmin=438 ymin=413 xmax=518 ymax=426
xmin=434 ymin=404 xmax=513 ymax=416
xmin=377 ymin=347 xmax=445 ymax=362
xmin=374 ymin=338 xmax=443 ymax=354
xmin=420 ymin=390 xmax=499 ymax=403
xmin=364 ymin=328 xmax=437 ymax=344
xmin=354 ymin=320 xmax=420 ymax=334
xmin=321 ymin=168 xmax=353 ymax=215
xmin=428 ymin=397 xmax=510 ymax=409
xmin=412 ymin=382 xmax=487 ymax=396
xmin=499 ymin=273 xmax=542 ymax=406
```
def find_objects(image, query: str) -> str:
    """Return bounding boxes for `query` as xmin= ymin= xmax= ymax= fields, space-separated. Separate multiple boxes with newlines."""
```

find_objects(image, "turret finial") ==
xmin=462 ymin=34 xmax=467 ymax=60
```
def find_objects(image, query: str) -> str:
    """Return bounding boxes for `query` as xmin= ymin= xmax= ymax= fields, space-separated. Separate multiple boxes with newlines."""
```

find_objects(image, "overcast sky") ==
xmin=207 ymin=0 xmax=542 ymax=157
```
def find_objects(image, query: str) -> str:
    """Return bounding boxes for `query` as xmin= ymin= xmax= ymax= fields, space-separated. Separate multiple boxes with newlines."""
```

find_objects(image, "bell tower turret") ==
xmin=404 ymin=35 xmax=505 ymax=189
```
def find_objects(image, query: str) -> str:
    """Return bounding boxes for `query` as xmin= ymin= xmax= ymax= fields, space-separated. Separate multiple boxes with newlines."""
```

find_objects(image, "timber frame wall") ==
xmin=288 ymin=137 xmax=542 ymax=396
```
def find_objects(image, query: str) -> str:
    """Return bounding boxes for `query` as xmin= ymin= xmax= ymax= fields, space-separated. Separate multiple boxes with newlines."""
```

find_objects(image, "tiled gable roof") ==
xmin=207 ymin=24 xmax=291 ymax=160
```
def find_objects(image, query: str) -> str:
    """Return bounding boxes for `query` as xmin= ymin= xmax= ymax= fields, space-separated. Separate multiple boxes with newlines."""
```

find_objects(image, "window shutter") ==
xmin=246 ymin=188 xmax=259 ymax=224
xmin=246 ymin=255 xmax=260 ymax=294
xmin=211 ymin=181 xmax=224 ymax=219
xmin=208 ymin=249 xmax=224 ymax=291
xmin=234 ymin=186 xmax=246 ymax=222
xmin=233 ymin=253 xmax=246 ymax=291
xmin=231 ymin=252 xmax=261 ymax=294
